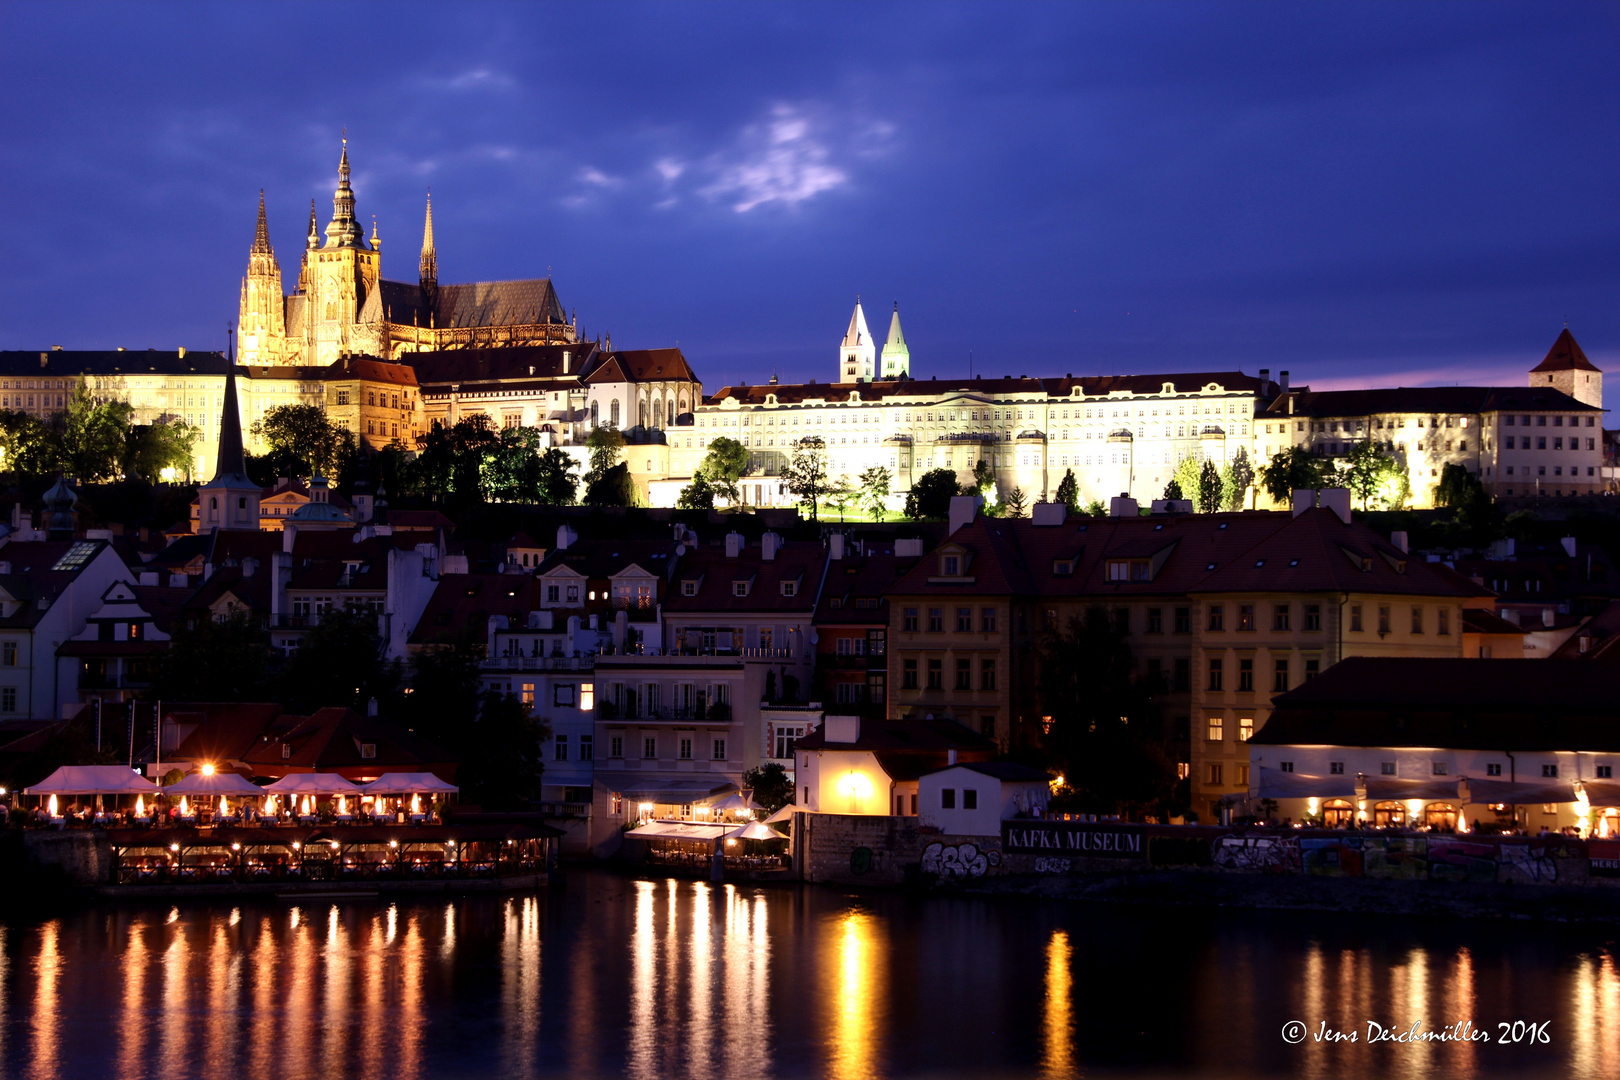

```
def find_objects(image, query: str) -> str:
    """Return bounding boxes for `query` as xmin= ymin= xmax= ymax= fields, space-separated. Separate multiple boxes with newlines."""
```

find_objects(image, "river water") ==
xmin=0 ymin=869 xmax=1614 ymax=1079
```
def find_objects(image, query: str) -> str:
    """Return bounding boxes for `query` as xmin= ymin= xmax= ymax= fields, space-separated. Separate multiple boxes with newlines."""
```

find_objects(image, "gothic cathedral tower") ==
xmin=299 ymin=139 xmax=380 ymax=365
xmin=840 ymin=297 xmax=875 ymax=382
xmin=880 ymin=302 xmax=910 ymax=380
xmin=237 ymin=191 xmax=285 ymax=364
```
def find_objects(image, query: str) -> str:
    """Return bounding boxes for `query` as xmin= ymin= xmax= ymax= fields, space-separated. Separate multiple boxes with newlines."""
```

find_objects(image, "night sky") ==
xmin=2 ymin=1 xmax=1616 ymax=409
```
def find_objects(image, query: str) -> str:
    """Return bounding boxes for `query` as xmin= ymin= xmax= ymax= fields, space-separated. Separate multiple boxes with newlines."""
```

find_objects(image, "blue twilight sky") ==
xmin=1 ymin=1 xmax=1617 ymax=409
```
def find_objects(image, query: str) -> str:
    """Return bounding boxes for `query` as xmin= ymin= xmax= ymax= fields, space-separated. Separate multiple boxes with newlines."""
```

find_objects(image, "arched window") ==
xmin=590 ymin=401 xmax=599 ymax=428
xmin=1372 ymin=801 xmax=1406 ymax=829
xmin=651 ymin=396 xmax=662 ymax=429
xmin=667 ymin=400 xmax=675 ymax=426
xmin=679 ymin=397 xmax=688 ymax=416
xmin=610 ymin=399 xmax=620 ymax=427
xmin=1424 ymin=803 xmax=1458 ymax=832
xmin=1322 ymin=799 xmax=1354 ymax=829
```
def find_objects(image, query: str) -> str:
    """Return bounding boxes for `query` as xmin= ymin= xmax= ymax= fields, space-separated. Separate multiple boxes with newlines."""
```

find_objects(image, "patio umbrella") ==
xmin=361 ymin=772 xmax=458 ymax=795
xmin=264 ymin=773 xmax=363 ymax=795
xmin=166 ymin=771 xmax=263 ymax=796
xmin=764 ymin=804 xmax=802 ymax=824
xmin=727 ymin=821 xmax=783 ymax=841
xmin=27 ymin=766 xmax=157 ymax=795
xmin=708 ymin=791 xmax=764 ymax=813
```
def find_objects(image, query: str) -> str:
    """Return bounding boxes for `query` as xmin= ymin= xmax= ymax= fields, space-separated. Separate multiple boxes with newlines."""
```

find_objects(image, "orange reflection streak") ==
xmin=117 ymin=921 xmax=147 ymax=1078
xmin=398 ymin=907 xmax=425 ymax=1080
xmin=626 ymin=880 xmax=659 ymax=1080
xmin=285 ymin=908 xmax=313 ymax=1080
xmin=158 ymin=915 xmax=190 ymax=1078
xmin=827 ymin=910 xmax=879 ymax=1080
xmin=359 ymin=910 xmax=386 ymax=1080
xmin=721 ymin=891 xmax=773 ymax=1080
xmin=1400 ymin=948 xmax=1432 ymax=1080
xmin=689 ymin=882 xmax=714 ymax=1080
xmin=28 ymin=920 xmax=60 ymax=1080
xmin=247 ymin=917 xmax=279 ymax=1080
xmin=203 ymin=917 xmax=235 ymax=1080
xmin=1570 ymin=948 xmax=1620 ymax=1078
xmin=500 ymin=897 xmax=542 ymax=1077
xmin=1449 ymin=947 xmax=1476 ymax=1078
xmin=1301 ymin=940 xmax=1324 ymax=1080
xmin=1041 ymin=929 xmax=1075 ymax=1080
xmin=567 ymin=904 xmax=595 ymax=1080
xmin=322 ymin=905 xmax=350 ymax=1077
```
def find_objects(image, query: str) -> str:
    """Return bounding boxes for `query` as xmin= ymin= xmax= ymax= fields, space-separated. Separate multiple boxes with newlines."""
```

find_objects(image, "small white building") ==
xmin=918 ymin=761 xmax=1053 ymax=837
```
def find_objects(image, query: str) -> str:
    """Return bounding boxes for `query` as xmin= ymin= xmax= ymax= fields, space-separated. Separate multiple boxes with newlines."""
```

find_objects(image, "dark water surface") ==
xmin=0 ymin=869 xmax=1615 ymax=1079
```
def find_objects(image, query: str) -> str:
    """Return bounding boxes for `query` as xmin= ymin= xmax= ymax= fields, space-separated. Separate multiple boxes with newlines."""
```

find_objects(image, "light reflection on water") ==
xmin=0 ymin=870 xmax=1617 ymax=1079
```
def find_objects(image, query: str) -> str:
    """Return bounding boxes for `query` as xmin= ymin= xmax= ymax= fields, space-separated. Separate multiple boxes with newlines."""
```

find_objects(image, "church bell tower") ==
xmin=237 ymin=191 xmax=285 ymax=365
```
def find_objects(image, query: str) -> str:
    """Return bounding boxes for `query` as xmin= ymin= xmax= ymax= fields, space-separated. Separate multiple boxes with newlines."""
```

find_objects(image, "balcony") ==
xmin=596 ymin=702 xmax=732 ymax=724
xmin=480 ymin=655 xmax=597 ymax=673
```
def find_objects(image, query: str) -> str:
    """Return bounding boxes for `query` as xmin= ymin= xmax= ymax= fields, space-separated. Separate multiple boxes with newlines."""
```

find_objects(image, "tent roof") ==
xmin=263 ymin=772 xmax=363 ymax=794
xmin=361 ymin=772 xmax=458 ymax=795
xmin=27 ymin=765 xmax=157 ymax=795
xmin=165 ymin=771 xmax=264 ymax=796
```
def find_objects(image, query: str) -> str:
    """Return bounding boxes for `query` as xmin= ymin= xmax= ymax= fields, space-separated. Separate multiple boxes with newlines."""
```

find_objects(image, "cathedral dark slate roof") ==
xmin=1259 ymin=385 xmax=1599 ymax=419
xmin=0 ymin=350 xmax=230 ymax=376
xmin=408 ymin=343 xmax=598 ymax=385
xmin=362 ymin=278 xmax=567 ymax=329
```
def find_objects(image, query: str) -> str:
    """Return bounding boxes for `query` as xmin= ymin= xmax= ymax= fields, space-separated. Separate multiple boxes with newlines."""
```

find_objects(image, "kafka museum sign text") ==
xmin=1002 ymin=821 xmax=1146 ymax=858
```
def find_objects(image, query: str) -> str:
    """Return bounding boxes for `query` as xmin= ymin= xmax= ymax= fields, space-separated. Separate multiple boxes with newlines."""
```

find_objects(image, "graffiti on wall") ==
xmin=921 ymin=842 xmax=1001 ymax=879
xmin=1499 ymin=841 xmax=1559 ymax=884
xmin=1211 ymin=835 xmax=1301 ymax=874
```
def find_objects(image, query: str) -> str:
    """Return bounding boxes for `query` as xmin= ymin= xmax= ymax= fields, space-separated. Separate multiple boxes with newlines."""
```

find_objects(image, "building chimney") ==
xmin=947 ymin=749 xmax=957 ymax=766
xmin=761 ymin=532 xmax=782 ymax=561
xmin=1259 ymin=369 xmax=1270 ymax=388
xmin=1031 ymin=502 xmax=1066 ymax=526
xmin=562 ymin=350 xmax=571 ymax=374
xmin=947 ymin=494 xmax=982 ymax=535
xmin=1279 ymin=370 xmax=1290 ymax=394
xmin=1292 ymin=489 xmax=1317 ymax=517
xmin=1391 ymin=531 xmax=1408 ymax=554
xmin=1109 ymin=496 xmax=1138 ymax=518
xmin=556 ymin=524 xmax=577 ymax=550
xmin=829 ymin=533 xmax=845 ymax=560
xmin=1319 ymin=488 xmax=1352 ymax=525
xmin=725 ymin=532 xmax=744 ymax=558
xmin=1561 ymin=536 xmax=1577 ymax=558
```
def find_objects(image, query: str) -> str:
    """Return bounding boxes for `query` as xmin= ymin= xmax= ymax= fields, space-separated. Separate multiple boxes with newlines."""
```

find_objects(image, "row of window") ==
xmin=901 ymin=657 xmax=997 ymax=691
xmin=1206 ymin=655 xmax=1322 ymax=695
xmin=1505 ymin=465 xmax=1597 ymax=478
xmin=1502 ymin=436 xmax=1595 ymax=451
xmin=903 ymin=607 xmax=998 ymax=632
xmin=603 ymin=733 xmax=728 ymax=761
xmin=1274 ymin=760 xmax=1610 ymax=779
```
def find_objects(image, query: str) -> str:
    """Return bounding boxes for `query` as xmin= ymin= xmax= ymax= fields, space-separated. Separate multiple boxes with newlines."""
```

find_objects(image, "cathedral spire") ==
xmin=324 ymin=135 xmax=366 ymax=249
xmin=419 ymin=191 xmax=438 ymax=312
xmin=198 ymin=362 xmax=261 ymax=531
xmin=211 ymin=363 xmax=249 ymax=484
xmin=305 ymin=199 xmax=319 ymax=250
xmin=251 ymin=190 xmax=272 ymax=254
xmin=880 ymin=301 xmax=910 ymax=380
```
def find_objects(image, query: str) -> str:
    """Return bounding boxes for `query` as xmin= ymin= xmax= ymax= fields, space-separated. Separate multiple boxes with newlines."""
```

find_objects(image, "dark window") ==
xmin=1305 ymin=658 xmax=1320 ymax=679
xmin=1238 ymin=605 xmax=1255 ymax=631
xmin=963 ymin=789 xmax=978 ymax=810
xmin=928 ymin=608 xmax=944 ymax=632
xmin=1597 ymin=765 xmax=1612 ymax=779
xmin=1173 ymin=658 xmax=1190 ymax=692
xmin=981 ymin=608 xmax=997 ymax=632
xmin=1377 ymin=605 xmax=1391 ymax=634
xmin=1238 ymin=658 xmax=1254 ymax=691
xmin=1486 ymin=763 xmax=1502 ymax=776
xmin=927 ymin=659 xmax=943 ymax=690
xmin=1542 ymin=764 xmax=1559 ymax=778
xmin=955 ymin=659 xmax=972 ymax=690
xmin=941 ymin=788 xmax=956 ymax=809
xmin=1411 ymin=606 xmax=1423 ymax=634
xmin=1147 ymin=608 xmax=1163 ymax=634
xmin=1304 ymin=604 xmax=1321 ymax=631
xmin=1381 ymin=762 xmax=1396 ymax=775
xmin=1330 ymin=762 xmax=1344 ymax=774
xmin=1174 ymin=607 xmax=1191 ymax=634
xmin=980 ymin=660 xmax=996 ymax=690
xmin=1349 ymin=605 xmax=1363 ymax=632
xmin=902 ymin=659 xmax=918 ymax=690
xmin=957 ymin=607 xmax=973 ymax=632
xmin=903 ymin=607 xmax=918 ymax=632
xmin=1273 ymin=658 xmax=1288 ymax=693
xmin=1273 ymin=605 xmax=1290 ymax=631
xmin=1207 ymin=605 xmax=1224 ymax=631
xmin=1208 ymin=658 xmax=1223 ymax=691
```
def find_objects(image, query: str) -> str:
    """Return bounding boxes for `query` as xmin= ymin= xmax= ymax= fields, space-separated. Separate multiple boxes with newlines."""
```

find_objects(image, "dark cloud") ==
xmin=0 ymin=1 xmax=1614 ymax=408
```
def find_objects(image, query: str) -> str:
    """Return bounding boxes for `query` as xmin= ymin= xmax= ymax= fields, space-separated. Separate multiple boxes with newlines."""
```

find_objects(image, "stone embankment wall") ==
xmin=0 ymin=830 xmax=112 ymax=890
xmin=794 ymin=813 xmax=1620 ymax=890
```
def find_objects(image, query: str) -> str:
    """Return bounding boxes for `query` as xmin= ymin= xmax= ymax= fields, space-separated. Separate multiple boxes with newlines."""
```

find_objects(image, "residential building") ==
xmin=794 ymin=714 xmax=995 ymax=817
xmin=57 ymin=579 xmax=192 ymax=707
xmin=811 ymin=533 xmax=912 ymax=716
xmin=917 ymin=761 xmax=1054 ymax=836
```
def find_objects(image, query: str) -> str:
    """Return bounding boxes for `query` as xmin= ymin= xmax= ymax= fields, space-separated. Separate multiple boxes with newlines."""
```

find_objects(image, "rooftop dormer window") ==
xmin=682 ymin=581 xmax=698 ymax=597
xmin=733 ymin=581 xmax=750 ymax=598
xmin=780 ymin=581 xmax=798 ymax=597
xmin=943 ymin=555 xmax=960 ymax=576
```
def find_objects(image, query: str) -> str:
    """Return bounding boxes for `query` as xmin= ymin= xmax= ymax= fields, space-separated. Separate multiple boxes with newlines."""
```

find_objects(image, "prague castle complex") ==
xmin=0 ymin=141 xmax=1607 ymax=506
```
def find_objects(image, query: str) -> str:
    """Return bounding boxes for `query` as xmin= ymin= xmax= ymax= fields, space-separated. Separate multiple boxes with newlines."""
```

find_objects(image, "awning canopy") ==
xmin=623 ymin=820 xmax=736 ymax=841
xmin=26 ymin=766 xmax=158 ymax=796
xmin=263 ymin=773 xmax=364 ymax=795
xmin=1254 ymin=768 xmax=1357 ymax=800
xmin=1363 ymin=778 xmax=1464 ymax=801
xmin=166 ymin=771 xmax=264 ymax=796
xmin=764 ymin=804 xmax=803 ymax=824
xmin=727 ymin=821 xmax=783 ymax=841
xmin=707 ymin=791 xmax=763 ymax=812
xmin=618 ymin=781 xmax=733 ymax=804
xmin=361 ymin=772 xmax=458 ymax=796
xmin=1464 ymin=778 xmax=1580 ymax=805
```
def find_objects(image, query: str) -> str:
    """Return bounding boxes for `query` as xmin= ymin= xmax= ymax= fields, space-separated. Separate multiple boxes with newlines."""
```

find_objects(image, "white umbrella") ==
xmin=264 ymin=773 xmax=363 ymax=795
xmin=708 ymin=791 xmax=763 ymax=813
xmin=764 ymin=804 xmax=802 ymax=824
xmin=166 ymin=770 xmax=263 ymax=796
xmin=361 ymin=772 xmax=458 ymax=795
xmin=727 ymin=821 xmax=783 ymax=841
xmin=27 ymin=766 xmax=157 ymax=796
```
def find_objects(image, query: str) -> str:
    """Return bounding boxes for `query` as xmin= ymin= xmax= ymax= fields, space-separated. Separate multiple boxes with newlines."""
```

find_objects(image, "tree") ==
xmin=405 ymin=414 xmax=498 ymax=506
xmin=784 ymin=435 xmax=830 ymax=521
xmin=1172 ymin=457 xmax=1202 ymax=507
xmin=251 ymin=403 xmax=352 ymax=479
xmin=858 ymin=465 xmax=891 ymax=522
xmin=1082 ymin=499 xmax=1105 ymax=518
xmin=123 ymin=419 xmax=200 ymax=482
xmin=1196 ymin=460 xmax=1222 ymax=513
xmin=1162 ymin=477 xmax=1184 ymax=501
xmin=583 ymin=425 xmax=626 ymax=489
xmin=1258 ymin=446 xmax=1337 ymax=506
xmin=457 ymin=691 xmax=551 ymax=810
xmin=536 ymin=447 xmax=580 ymax=505
xmin=697 ymin=436 xmax=750 ymax=505
xmin=483 ymin=425 xmax=544 ymax=502
xmin=0 ymin=410 xmax=60 ymax=477
xmin=1342 ymin=441 xmax=1398 ymax=510
xmin=584 ymin=461 xmax=637 ymax=507
xmin=676 ymin=472 xmax=715 ymax=510
xmin=1006 ymin=486 xmax=1028 ymax=518
xmin=742 ymin=762 xmax=794 ymax=813
xmin=826 ymin=476 xmax=857 ymax=521
xmin=153 ymin=610 xmax=276 ymax=703
xmin=972 ymin=458 xmax=996 ymax=495
xmin=281 ymin=605 xmax=401 ymax=714
xmin=1225 ymin=448 xmax=1255 ymax=511
xmin=1055 ymin=469 xmax=1079 ymax=511
xmin=62 ymin=379 xmax=135 ymax=481
xmin=904 ymin=467 xmax=960 ymax=520
xmin=1037 ymin=605 xmax=1176 ymax=817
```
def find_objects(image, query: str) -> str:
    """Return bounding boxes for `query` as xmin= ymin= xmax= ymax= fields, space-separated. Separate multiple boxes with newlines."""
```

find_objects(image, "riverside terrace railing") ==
xmin=481 ymin=655 xmax=598 ymax=672
xmin=480 ymin=646 xmax=801 ymax=671
xmin=105 ymin=823 xmax=559 ymax=887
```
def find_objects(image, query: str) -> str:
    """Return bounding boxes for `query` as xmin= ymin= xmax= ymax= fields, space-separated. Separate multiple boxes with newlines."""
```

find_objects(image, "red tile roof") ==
xmin=1530 ymin=328 xmax=1601 ymax=374
xmin=409 ymin=574 xmax=538 ymax=646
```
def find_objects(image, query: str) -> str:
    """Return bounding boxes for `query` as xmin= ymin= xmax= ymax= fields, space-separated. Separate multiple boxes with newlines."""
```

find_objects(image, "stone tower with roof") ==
xmin=880 ymin=302 xmax=910 ymax=381
xmin=196 ymin=366 xmax=261 ymax=532
xmin=840 ymin=297 xmax=875 ymax=382
xmin=1529 ymin=328 xmax=1602 ymax=408
xmin=238 ymin=191 xmax=287 ymax=365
